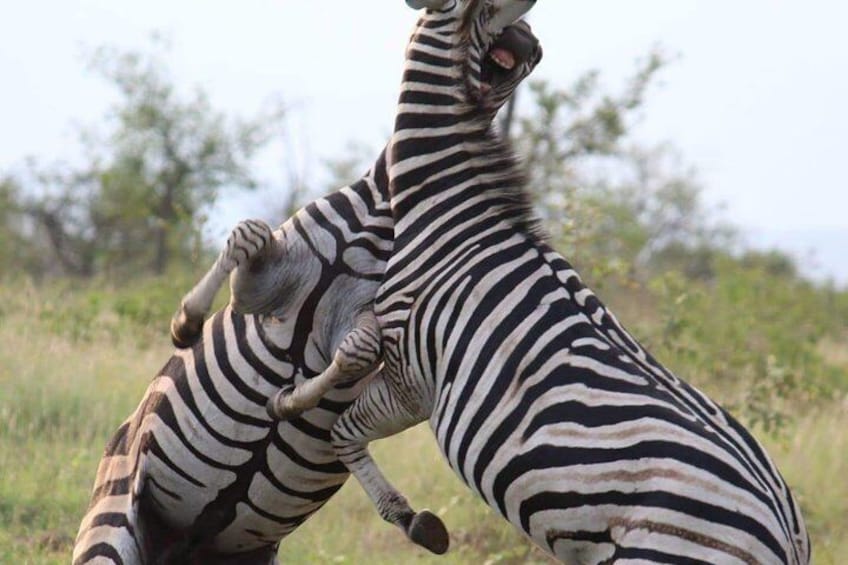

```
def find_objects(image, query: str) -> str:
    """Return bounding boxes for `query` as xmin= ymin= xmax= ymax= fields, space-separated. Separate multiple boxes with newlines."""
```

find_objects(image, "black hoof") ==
xmin=266 ymin=385 xmax=298 ymax=420
xmin=171 ymin=317 xmax=203 ymax=349
xmin=408 ymin=510 xmax=449 ymax=555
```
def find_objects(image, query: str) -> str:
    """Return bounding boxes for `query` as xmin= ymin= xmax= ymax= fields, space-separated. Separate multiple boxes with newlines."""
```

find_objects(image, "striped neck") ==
xmin=388 ymin=12 xmax=539 ymax=239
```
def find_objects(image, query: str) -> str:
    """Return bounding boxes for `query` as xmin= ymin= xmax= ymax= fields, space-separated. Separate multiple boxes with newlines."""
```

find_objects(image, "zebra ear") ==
xmin=405 ymin=0 xmax=450 ymax=10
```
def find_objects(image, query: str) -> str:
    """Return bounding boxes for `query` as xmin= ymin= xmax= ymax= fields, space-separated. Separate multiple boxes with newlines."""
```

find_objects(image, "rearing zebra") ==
xmin=300 ymin=1 xmax=811 ymax=562
xmin=72 ymin=154 xmax=391 ymax=563
xmin=72 ymin=33 xmax=536 ymax=561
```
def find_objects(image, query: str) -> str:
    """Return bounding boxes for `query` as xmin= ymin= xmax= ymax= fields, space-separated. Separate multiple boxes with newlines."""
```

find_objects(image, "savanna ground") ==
xmin=1 ymin=271 xmax=846 ymax=564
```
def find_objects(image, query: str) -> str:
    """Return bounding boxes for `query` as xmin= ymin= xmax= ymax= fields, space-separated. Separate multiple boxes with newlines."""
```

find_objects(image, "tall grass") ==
xmin=761 ymin=402 xmax=848 ymax=563
xmin=0 ymin=282 xmax=164 ymax=564
xmin=0 ymin=278 xmax=845 ymax=563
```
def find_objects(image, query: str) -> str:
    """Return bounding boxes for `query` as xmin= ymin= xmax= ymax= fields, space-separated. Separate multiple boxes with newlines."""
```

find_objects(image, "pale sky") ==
xmin=1 ymin=1 xmax=846 ymax=282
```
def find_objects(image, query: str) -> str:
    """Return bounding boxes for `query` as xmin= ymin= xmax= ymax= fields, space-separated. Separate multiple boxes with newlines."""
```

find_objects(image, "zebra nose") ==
xmin=533 ymin=43 xmax=543 ymax=66
xmin=493 ymin=20 xmax=540 ymax=65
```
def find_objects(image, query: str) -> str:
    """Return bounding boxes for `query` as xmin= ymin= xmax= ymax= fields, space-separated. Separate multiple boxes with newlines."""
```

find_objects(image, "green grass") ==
xmin=0 ymin=283 xmax=162 ymax=564
xmin=0 ymin=279 xmax=846 ymax=563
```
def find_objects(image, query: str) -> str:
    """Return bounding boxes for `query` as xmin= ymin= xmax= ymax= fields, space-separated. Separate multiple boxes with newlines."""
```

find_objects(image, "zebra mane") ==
xmin=473 ymin=120 xmax=547 ymax=243
xmin=443 ymin=6 xmax=546 ymax=243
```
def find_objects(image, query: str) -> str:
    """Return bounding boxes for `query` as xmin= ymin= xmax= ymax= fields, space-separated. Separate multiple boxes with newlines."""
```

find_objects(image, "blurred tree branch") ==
xmin=12 ymin=34 xmax=285 ymax=278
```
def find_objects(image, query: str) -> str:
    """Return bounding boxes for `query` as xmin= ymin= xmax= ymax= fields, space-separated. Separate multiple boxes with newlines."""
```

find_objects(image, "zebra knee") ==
xmin=265 ymin=384 xmax=298 ymax=420
xmin=329 ymin=420 xmax=358 ymax=461
xmin=333 ymin=326 xmax=382 ymax=378
xmin=223 ymin=219 xmax=273 ymax=270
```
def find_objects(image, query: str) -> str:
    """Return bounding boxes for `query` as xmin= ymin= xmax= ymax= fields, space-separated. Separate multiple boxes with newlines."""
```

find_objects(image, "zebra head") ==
xmin=404 ymin=0 xmax=542 ymax=111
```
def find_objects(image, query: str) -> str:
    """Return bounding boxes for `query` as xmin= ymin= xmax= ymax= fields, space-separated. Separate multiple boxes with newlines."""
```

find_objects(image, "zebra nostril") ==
xmin=533 ymin=44 xmax=543 ymax=64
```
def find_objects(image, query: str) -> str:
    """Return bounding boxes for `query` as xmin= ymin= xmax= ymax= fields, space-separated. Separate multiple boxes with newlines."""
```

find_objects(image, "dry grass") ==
xmin=761 ymin=403 xmax=848 ymax=564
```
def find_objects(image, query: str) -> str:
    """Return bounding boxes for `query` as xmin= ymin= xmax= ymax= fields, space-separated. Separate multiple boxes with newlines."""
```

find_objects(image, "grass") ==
xmin=0 ymin=284 xmax=161 ymax=564
xmin=760 ymin=402 xmax=848 ymax=563
xmin=0 ymin=279 xmax=846 ymax=563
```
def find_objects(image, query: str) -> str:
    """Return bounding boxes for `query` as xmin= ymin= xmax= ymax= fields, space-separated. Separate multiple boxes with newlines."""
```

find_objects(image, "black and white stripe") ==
xmin=330 ymin=2 xmax=811 ymax=563
xmin=73 ymin=155 xmax=394 ymax=563
xmin=72 ymin=15 xmax=538 ymax=558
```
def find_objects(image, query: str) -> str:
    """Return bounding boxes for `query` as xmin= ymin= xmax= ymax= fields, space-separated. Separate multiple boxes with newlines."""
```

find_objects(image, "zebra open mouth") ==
xmin=481 ymin=20 xmax=542 ymax=93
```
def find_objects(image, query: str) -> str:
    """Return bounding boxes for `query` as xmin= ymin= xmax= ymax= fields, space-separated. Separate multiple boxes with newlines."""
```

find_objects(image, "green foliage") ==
xmin=0 ymin=176 xmax=46 ymax=275
xmin=7 ymin=34 xmax=284 ymax=279
xmin=82 ymin=36 xmax=283 ymax=276
xmin=644 ymin=260 xmax=846 ymax=435
xmin=509 ymin=50 xmax=734 ymax=282
xmin=0 ymin=267 xmax=216 ymax=353
xmin=0 ymin=285 xmax=159 ymax=562
xmin=37 ymin=291 xmax=103 ymax=343
xmin=0 ymin=177 xmax=20 ymax=267
xmin=111 ymin=271 xmax=213 ymax=330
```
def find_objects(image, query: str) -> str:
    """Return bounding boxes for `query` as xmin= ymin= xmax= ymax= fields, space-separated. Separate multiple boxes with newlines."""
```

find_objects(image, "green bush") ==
xmin=644 ymin=259 xmax=846 ymax=435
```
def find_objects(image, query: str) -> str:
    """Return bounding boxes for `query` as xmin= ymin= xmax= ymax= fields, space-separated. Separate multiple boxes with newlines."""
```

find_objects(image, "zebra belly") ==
xmin=139 ymin=396 xmax=349 ymax=551
xmin=132 ymin=336 xmax=356 ymax=552
xmin=207 ymin=416 xmax=350 ymax=551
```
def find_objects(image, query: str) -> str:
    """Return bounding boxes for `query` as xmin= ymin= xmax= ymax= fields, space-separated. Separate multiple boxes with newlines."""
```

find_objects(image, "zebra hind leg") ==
xmin=330 ymin=372 xmax=449 ymax=555
xmin=267 ymin=311 xmax=382 ymax=420
xmin=170 ymin=219 xmax=274 ymax=348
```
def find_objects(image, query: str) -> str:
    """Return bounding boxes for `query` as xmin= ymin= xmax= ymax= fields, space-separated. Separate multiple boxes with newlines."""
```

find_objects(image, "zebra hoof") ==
xmin=266 ymin=385 xmax=301 ymax=420
xmin=408 ymin=510 xmax=449 ymax=555
xmin=171 ymin=313 xmax=203 ymax=349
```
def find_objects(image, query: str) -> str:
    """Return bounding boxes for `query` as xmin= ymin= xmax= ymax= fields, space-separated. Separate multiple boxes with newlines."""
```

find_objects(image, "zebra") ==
xmin=283 ymin=1 xmax=812 ymax=562
xmin=71 ymin=158 xmax=391 ymax=563
xmin=72 ymin=36 xmax=537 ymax=562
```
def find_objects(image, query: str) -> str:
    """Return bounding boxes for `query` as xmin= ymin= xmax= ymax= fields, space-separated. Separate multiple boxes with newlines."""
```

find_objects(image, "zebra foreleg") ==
xmin=170 ymin=219 xmax=275 ymax=348
xmin=330 ymin=373 xmax=448 ymax=555
xmin=267 ymin=310 xmax=382 ymax=420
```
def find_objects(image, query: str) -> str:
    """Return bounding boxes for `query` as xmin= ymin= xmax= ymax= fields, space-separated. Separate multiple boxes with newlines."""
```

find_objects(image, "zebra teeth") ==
xmin=488 ymin=48 xmax=516 ymax=71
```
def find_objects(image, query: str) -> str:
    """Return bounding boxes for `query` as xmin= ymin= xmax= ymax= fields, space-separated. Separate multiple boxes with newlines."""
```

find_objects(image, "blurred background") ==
xmin=1 ymin=1 xmax=846 ymax=563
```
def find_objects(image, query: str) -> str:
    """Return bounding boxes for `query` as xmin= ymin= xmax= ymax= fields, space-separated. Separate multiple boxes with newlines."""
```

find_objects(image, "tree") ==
xmin=22 ymin=35 xmax=284 ymax=277
xmin=512 ymin=50 xmax=732 ymax=280
xmin=0 ymin=176 xmax=31 ymax=274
